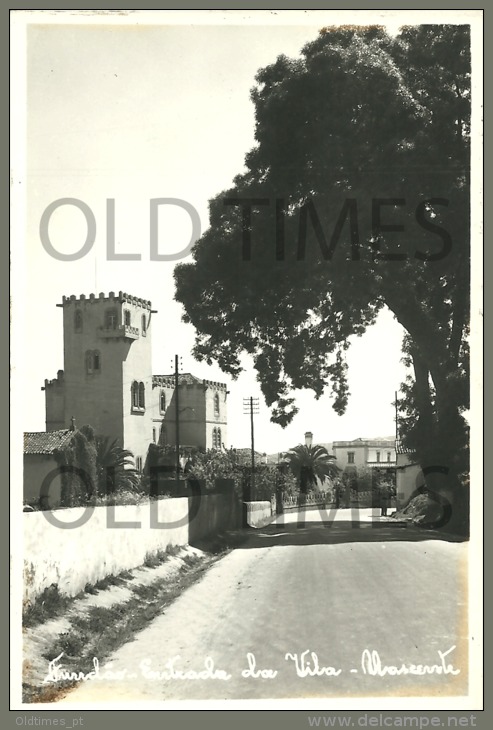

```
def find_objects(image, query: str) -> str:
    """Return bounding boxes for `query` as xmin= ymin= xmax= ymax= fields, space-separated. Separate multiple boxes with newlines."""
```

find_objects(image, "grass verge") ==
xmin=22 ymin=548 xmax=222 ymax=704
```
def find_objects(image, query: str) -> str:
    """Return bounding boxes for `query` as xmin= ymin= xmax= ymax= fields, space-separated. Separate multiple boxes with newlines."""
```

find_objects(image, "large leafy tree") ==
xmin=175 ymin=25 xmax=471 ymax=503
xmin=281 ymin=444 xmax=340 ymax=494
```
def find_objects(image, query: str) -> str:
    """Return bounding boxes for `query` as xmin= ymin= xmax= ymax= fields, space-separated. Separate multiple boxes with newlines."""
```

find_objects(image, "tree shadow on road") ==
xmin=227 ymin=514 xmax=468 ymax=551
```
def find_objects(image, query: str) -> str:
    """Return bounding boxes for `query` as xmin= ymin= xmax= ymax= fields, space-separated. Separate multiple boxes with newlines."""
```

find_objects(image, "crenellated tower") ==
xmin=43 ymin=291 xmax=155 ymax=465
xmin=43 ymin=290 xmax=228 ymax=468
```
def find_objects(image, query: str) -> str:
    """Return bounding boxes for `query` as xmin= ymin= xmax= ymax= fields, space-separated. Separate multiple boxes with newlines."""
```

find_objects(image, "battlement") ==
xmin=58 ymin=291 xmax=152 ymax=310
xmin=152 ymin=373 xmax=228 ymax=390
xmin=202 ymin=378 xmax=228 ymax=391
xmin=42 ymin=370 xmax=64 ymax=391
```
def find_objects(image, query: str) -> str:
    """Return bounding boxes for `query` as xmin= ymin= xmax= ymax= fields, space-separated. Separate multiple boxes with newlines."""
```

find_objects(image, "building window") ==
xmin=124 ymin=309 xmax=131 ymax=326
xmin=105 ymin=308 xmax=118 ymax=329
xmin=214 ymin=393 xmax=220 ymax=416
xmin=136 ymin=456 xmax=143 ymax=472
xmin=387 ymin=451 xmax=392 ymax=462
xmin=85 ymin=350 xmax=101 ymax=374
xmin=152 ymin=427 xmax=156 ymax=444
xmin=141 ymin=314 xmax=147 ymax=336
xmin=376 ymin=451 xmax=381 ymax=463
xmin=347 ymin=451 xmax=355 ymax=464
xmin=131 ymin=381 xmax=145 ymax=410
xmin=212 ymin=427 xmax=222 ymax=449
xmin=160 ymin=391 xmax=166 ymax=413
xmin=74 ymin=310 xmax=83 ymax=333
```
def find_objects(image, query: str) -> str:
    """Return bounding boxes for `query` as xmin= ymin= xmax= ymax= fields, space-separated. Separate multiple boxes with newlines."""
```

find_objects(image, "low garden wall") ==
xmin=243 ymin=500 xmax=273 ymax=527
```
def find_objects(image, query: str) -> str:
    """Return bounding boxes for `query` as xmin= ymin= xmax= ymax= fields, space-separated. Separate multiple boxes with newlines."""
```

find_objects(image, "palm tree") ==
xmin=281 ymin=444 xmax=340 ymax=494
xmin=95 ymin=436 xmax=139 ymax=495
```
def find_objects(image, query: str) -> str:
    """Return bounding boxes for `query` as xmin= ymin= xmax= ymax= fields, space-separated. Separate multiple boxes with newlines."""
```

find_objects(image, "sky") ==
xmin=12 ymin=9 xmax=479 ymax=454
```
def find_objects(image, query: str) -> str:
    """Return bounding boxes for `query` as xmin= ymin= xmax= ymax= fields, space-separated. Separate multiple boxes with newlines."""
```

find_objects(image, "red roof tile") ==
xmin=24 ymin=430 xmax=73 ymax=455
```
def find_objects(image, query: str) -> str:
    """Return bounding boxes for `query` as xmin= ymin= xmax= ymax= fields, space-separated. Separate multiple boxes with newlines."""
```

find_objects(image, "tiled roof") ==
xmin=395 ymin=440 xmax=416 ymax=455
xmin=24 ymin=430 xmax=73 ymax=455
xmin=233 ymin=448 xmax=265 ymax=465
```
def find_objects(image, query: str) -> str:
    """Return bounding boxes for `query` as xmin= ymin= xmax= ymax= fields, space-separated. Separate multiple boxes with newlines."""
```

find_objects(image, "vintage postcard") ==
xmin=10 ymin=9 xmax=483 ymax=711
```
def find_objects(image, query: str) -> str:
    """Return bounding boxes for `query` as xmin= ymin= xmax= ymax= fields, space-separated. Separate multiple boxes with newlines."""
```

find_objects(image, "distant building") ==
xmin=332 ymin=437 xmax=396 ymax=475
xmin=42 ymin=291 xmax=228 ymax=469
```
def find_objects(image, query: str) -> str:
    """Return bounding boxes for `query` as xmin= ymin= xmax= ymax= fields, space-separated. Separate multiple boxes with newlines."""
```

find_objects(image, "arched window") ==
xmin=85 ymin=350 xmax=101 ymax=374
xmin=74 ymin=310 xmax=83 ymax=333
xmin=214 ymin=393 xmax=220 ymax=416
xmin=131 ymin=381 xmax=139 ymax=408
xmin=212 ymin=428 xmax=217 ymax=448
xmin=160 ymin=391 xmax=166 ymax=413
xmin=217 ymin=428 xmax=222 ymax=449
xmin=141 ymin=314 xmax=147 ymax=336
xmin=131 ymin=381 xmax=145 ymax=410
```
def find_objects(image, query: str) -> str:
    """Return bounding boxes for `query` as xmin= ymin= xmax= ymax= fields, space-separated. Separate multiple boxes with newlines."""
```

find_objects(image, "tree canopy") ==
xmin=174 ymin=25 xmax=471 ymax=489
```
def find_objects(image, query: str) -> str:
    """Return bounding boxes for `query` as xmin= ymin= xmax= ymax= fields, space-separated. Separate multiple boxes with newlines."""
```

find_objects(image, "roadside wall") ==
xmin=23 ymin=487 xmax=246 ymax=607
xmin=189 ymin=491 xmax=241 ymax=543
xmin=243 ymin=500 xmax=273 ymax=527
xmin=23 ymin=498 xmax=189 ymax=607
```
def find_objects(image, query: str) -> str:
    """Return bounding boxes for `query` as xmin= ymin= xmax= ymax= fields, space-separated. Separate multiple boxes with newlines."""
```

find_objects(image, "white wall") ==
xmin=396 ymin=455 xmax=422 ymax=509
xmin=244 ymin=501 xmax=273 ymax=527
xmin=23 ymin=498 xmax=189 ymax=606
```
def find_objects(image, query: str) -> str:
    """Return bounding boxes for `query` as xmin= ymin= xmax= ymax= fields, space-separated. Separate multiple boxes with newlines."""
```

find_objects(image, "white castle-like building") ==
xmin=42 ymin=291 xmax=228 ymax=469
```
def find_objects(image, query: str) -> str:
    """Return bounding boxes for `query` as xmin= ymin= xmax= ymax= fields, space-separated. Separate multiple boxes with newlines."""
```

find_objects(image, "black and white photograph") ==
xmin=10 ymin=8 xmax=483 ymax=710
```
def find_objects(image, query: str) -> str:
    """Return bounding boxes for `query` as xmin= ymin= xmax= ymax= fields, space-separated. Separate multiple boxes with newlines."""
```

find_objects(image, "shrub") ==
xmin=23 ymin=584 xmax=73 ymax=627
xmin=53 ymin=426 xmax=98 ymax=507
xmin=186 ymin=449 xmax=240 ymax=491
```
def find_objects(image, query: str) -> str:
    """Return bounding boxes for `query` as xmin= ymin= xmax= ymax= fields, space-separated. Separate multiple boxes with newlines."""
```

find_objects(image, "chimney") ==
xmin=305 ymin=431 xmax=313 ymax=447
xmin=70 ymin=416 xmax=76 ymax=432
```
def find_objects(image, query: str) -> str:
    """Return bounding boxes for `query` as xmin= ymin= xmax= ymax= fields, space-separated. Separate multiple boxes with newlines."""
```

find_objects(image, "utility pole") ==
xmin=395 ymin=390 xmax=399 ymax=444
xmin=243 ymin=397 xmax=259 ymax=499
xmin=174 ymin=355 xmax=182 ymax=482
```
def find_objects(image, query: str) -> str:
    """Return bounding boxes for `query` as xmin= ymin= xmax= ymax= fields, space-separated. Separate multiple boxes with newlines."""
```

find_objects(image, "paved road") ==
xmin=59 ymin=509 xmax=468 ymax=703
